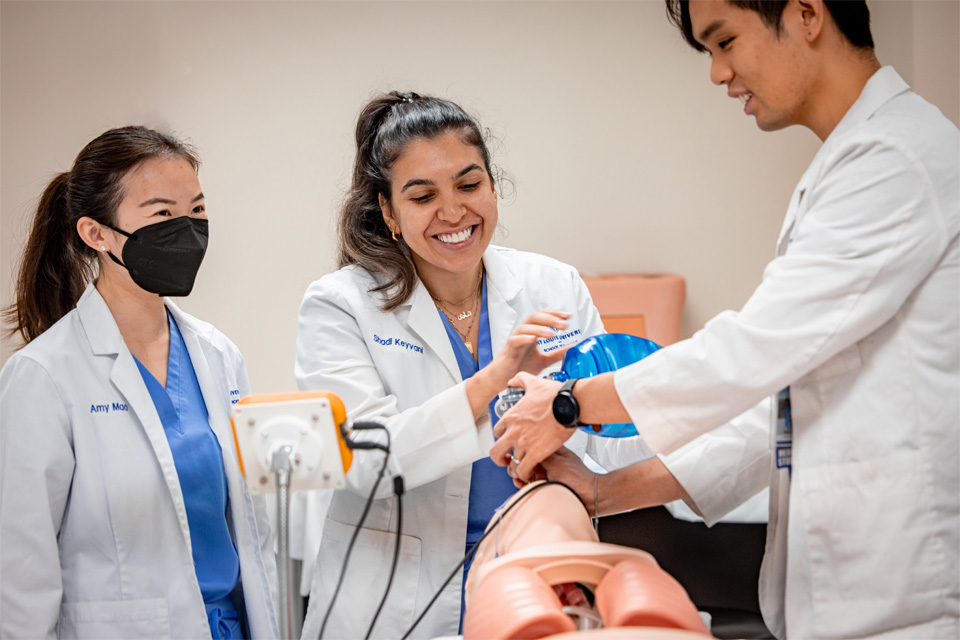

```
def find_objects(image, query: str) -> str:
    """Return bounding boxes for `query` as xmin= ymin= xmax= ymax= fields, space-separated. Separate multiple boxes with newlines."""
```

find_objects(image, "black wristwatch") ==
xmin=552 ymin=379 xmax=582 ymax=428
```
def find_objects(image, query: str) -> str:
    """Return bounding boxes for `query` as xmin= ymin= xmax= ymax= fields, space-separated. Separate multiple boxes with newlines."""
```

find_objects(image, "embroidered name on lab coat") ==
xmin=230 ymin=389 xmax=241 ymax=404
xmin=537 ymin=328 xmax=582 ymax=353
xmin=373 ymin=334 xmax=424 ymax=354
xmin=90 ymin=402 xmax=129 ymax=414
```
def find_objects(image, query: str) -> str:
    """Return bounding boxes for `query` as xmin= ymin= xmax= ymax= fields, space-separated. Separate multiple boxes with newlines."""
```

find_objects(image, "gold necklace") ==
xmin=430 ymin=268 xmax=483 ymax=356
xmin=431 ymin=268 xmax=483 ymax=321
xmin=438 ymin=299 xmax=479 ymax=356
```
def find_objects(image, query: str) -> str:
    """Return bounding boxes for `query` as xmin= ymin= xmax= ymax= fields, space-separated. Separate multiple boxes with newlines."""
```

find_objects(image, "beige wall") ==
xmin=2 ymin=1 xmax=958 ymax=392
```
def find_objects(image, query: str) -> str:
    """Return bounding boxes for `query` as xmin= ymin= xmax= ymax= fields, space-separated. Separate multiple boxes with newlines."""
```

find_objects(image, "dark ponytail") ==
xmin=3 ymin=126 xmax=199 ymax=344
xmin=338 ymin=91 xmax=496 ymax=311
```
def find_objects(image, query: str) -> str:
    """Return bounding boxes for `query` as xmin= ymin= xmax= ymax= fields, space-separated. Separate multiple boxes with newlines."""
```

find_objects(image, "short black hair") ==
xmin=665 ymin=0 xmax=874 ymax=52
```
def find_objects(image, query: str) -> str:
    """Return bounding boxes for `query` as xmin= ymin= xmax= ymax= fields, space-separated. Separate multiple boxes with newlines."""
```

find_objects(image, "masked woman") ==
xmin=295 ymin=93 xmax=623 ymax=639
xmin=0 ymin=126 xmax=278 ymax=639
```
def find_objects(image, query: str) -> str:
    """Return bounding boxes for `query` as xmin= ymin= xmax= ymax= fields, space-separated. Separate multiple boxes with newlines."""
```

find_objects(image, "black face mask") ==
xmin=105 ymin=217 xmax=209 ymax=296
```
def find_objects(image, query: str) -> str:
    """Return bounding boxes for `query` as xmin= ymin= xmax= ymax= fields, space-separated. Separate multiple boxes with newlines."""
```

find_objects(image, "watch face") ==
xmin=553 ymin=393 xmax=579 ymax=427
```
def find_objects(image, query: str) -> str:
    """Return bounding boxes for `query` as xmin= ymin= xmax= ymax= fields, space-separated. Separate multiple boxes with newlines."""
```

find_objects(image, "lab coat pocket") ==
xmin=798 ymin=452 xmax=941 ymax=637
xmin=58 ymin=598 xmax=170 ymax=639
xmin=313 ymin=517 xmax=422 ymax=640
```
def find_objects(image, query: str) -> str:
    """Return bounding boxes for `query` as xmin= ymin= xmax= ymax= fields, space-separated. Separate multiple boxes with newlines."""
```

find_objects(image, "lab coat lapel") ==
xmin=482 ymin=249 xmax=521 ymax=354
xmin=776 ymin=189 xmax=802 ymax=257
xmin=776 ymin=68 xmax=910 ymax=258
xmin=405 ymin=280 xmax=463 ymax=383
xmin=166 ymin=304 xmax=245 ymax=507
xmin=166 ymin=303 xmax=276 ymax=635
xmin=170 ymin=307 xmax=233 ymax=463
xmin=109 ymin=351 xmax=193 ymax=551
xmin=77 ymin=286 xmax=193 ymax=551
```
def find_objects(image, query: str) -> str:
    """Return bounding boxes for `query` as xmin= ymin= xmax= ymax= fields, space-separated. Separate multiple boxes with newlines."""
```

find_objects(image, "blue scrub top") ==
xmin=436 ymin=274 xmax=518 ymax=630
xmin=133 ymin=312 xmax=243 ymax=640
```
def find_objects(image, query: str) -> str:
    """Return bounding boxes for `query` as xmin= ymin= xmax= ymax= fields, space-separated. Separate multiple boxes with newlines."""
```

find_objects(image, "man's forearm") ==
xmin=575 ymin=372 xmax=632 ymax=426
xmin=597 ymin=456 xmax=689 ymax=516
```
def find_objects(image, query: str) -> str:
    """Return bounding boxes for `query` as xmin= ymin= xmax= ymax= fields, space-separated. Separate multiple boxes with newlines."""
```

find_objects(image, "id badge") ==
xmin=775 ymin=387 xmax=792 ymax=477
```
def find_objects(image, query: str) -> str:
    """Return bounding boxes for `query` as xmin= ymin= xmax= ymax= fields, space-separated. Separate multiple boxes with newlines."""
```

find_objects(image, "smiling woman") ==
xmin=380 ymin=131 xmax=498 ymax=335
xmin=294 ymin=93 xmax=617 ymax=639
xmin=0 ymin=126 xmax=279 ymax=639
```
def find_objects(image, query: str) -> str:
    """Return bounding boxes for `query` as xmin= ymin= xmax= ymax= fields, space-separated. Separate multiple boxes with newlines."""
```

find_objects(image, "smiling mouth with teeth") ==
xmin=739 ymin=93 xmax=753 ymax=107
xmin=437 ymin=226 xmax=475 ymax=244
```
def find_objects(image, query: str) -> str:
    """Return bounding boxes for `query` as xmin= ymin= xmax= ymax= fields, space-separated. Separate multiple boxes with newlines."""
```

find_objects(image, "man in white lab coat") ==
xmin=492 ymin=1 xmax=959 ymax=638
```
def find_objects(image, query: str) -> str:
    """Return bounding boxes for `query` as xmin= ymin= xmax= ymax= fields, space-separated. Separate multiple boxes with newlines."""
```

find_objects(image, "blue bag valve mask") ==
xmin=494 ymin=333 xmax=661 ymax=437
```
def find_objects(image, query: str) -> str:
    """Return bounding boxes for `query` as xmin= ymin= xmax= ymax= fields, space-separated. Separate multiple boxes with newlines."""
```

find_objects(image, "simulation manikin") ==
xmin=462 ymin=481 xmax=710 ymax=639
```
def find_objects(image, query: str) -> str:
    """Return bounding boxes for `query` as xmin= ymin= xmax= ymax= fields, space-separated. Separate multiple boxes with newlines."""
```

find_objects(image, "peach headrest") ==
xmin=463 ymin=565 xmax=577 ymax=640
xmin=595 ymin=559 xmax=710 ymax=634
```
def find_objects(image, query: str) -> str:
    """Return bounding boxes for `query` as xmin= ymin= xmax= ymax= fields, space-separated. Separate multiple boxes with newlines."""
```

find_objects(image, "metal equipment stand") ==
xmin=273 ymin=446 xmax=295 ymax=640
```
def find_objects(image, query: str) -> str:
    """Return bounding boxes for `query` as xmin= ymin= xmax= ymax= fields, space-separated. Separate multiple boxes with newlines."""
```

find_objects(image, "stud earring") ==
xmin=100 ymin=246 xmax=107 ymax=252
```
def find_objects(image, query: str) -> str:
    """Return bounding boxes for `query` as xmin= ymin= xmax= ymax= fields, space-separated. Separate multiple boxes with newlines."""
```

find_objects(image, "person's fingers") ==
xmin=522 ymin=310 xmax=571 ymax=328
xmin=536 ymin=347 xmax=568 ymax=367
xmin=489 ymin=434 xmax=514 ymax=465
xmin=506 ymin=371 xmax=536 ymax=388
xmin=531 ymin=463 xmax=547 ymax=483
xmin=507 ymin=451 xmax=521 ymax=476
xmin=516 ymin=453 xmax=540 ymax=483
xmin=510 ymin=324 xmax=558 ymax=340
xmin=506 ymin=333 xmax=539 ymax=346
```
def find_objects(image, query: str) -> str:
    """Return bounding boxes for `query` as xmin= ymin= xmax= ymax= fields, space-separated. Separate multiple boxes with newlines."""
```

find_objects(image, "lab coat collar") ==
xmin=775 ymin=67 xmax=909 ymax=256
xmin=481 ymin=246 xmax=522 ymax=355
xmin=803 ymin=67 xmax=909 ymax=182
xmin=76 ymin=284 xmax=125 ymax=356
xmin=481 ymin=246 xmax=523 ymax=303
xmin=406 ymin=280 xmax=463 ymax=383
xmin=76 ymin=283 xmax=221 ymax=357
xmin=825 ymin=66 xmax=909 ymax=145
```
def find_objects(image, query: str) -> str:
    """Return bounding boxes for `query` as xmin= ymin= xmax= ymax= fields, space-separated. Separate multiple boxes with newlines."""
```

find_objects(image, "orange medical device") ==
xmin=230 ymin=391 xmax=353 ymax=494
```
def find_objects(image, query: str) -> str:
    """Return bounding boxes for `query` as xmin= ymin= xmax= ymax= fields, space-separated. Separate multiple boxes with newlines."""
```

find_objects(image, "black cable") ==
xmin=399 ymin=480 xmax=581 ymax=640
xmin=318 ymin=423 xmax=392 ymax=640
xmin=365 ymin=475 xmax=404 ymax=639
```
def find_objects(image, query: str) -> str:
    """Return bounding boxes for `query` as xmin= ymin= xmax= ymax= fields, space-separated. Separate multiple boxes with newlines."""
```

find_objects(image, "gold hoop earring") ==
xmin=392 ymin=230 xmax=400 ymax=242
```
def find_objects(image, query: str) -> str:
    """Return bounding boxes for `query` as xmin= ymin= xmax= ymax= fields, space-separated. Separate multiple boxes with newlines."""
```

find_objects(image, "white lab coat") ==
xmin=614 ymin=67 xmax=959 ymax=639
xmin=0 ymin=285 xmax=280 ymax=639
xmin=295 ymin=246 xmax=606 ymax=639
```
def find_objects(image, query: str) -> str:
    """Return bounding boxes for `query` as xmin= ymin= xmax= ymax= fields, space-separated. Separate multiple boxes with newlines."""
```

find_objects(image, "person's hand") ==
xmin=485 ymin=310 xmax=571 ymax=391
xmin=490 ymin=372 xmax=574 ymax=481
xmin=539 ymin=447 xmax=595 ymax=507
xmin=465 ymin=310 xmax=570 ymax=420
xmin=510 ymin=463 xmax=547 ymax=489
